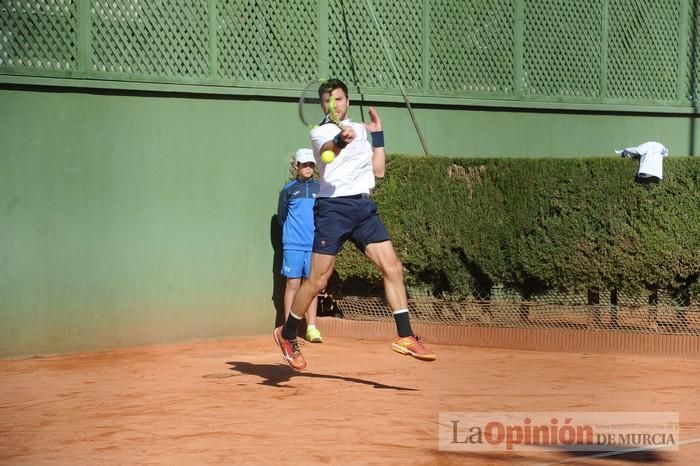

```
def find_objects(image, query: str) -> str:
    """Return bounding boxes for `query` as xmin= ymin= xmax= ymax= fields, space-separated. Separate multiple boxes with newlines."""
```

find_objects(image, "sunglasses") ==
xmin=298 ymin=162 xmax=316 ymax=168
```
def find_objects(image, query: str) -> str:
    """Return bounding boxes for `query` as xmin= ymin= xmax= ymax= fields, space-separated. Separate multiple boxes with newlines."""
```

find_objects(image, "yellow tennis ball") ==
xmin=321 ymin=150 xmax=335 ymax=164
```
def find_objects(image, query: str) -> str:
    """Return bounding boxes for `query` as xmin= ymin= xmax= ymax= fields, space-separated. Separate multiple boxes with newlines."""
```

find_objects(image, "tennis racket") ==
xmin=298 ymin=79 xmax=328 ymax=130
xmin=298 ymin=79 xmax=347 ymax=130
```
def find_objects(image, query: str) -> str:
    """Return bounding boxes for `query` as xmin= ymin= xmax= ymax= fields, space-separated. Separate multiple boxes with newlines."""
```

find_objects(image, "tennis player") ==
xmin=274 ymin=79 xmax=436 ymax=370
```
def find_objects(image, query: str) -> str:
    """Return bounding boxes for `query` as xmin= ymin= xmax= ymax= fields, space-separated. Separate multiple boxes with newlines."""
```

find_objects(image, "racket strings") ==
xmin=299 ymin=80 xmax=328 ymax=128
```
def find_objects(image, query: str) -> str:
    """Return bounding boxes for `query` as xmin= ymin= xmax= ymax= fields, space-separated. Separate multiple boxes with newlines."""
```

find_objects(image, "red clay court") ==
xmin=1 ymin=320 xmax=699 ymax=465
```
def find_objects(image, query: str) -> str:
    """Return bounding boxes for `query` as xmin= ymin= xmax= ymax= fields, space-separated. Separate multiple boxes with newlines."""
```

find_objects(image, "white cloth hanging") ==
xmin=615 ymin=141 xmax=668 ymax=180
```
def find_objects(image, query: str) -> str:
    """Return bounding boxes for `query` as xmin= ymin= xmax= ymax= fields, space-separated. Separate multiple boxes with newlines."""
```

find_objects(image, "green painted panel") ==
xmin=0 ymin=88 xmax=309 ymax=357
xmin=346 ymin=100 xmax=699 ymax=157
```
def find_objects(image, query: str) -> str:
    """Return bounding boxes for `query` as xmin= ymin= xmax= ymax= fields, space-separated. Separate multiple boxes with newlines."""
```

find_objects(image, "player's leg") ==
xmin=274 ymin=254 xmax=335 ymax=370
xmin=350 ymin=199 xmax=408 ymax=315
xmin=275 ymin=248 xmax=315 ymax=370
xmin=289 ymin=253 xmax=335 ymax=329
xmin=274 ymin=197 xmax=347 ymax=369
xmin=363 ymin=240 xmax=408 ymax=311
xmin=288 ymin=196 xmax=346 ymax=340
xmin=281 ymin=249 xmax=305 ymax=321
xmin=363 ymin=240 xmax=414 ymax=337
xmin=355 ymin=199 xmax=437 ymax=361
xmin=283 ymin=277 xmax=301 ymax=321
xmin=364 ymin=241 xmax=436 ymax=361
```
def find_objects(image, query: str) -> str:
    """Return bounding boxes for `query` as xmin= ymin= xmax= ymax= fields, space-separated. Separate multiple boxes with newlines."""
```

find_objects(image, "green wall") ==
xmin=1 ymin=87 xmax=298 ymax=357
xmin=386 ymin=104 xmax=699 ymax=158
xmin=1 ymin=86 xmax=698 ymax=357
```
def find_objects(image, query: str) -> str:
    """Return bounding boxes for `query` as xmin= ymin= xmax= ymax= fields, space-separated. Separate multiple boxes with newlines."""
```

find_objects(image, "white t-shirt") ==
xmin=616 ymin=141 xmax=668 ymax=180
xmin=310 ymin=120 xmax=375 ymax=197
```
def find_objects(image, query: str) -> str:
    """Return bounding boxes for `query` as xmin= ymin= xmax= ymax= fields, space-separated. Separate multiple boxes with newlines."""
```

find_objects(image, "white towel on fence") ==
xmin=615 ymin=141 xmax=668 ymax=180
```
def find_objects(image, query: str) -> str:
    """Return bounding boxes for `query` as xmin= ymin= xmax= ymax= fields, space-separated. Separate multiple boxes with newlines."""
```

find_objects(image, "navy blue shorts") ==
xmin=313 ymin=195 xmax=390 ymax=255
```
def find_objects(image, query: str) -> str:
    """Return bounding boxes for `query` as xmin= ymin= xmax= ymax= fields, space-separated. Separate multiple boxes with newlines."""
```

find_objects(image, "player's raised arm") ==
xmin=364 ymin=107 xmax=385 ymax=178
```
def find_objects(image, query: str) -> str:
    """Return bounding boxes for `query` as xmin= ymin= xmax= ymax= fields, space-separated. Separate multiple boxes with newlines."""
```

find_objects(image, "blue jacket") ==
xmin=277 ymin=177 xmax=320 ymax=251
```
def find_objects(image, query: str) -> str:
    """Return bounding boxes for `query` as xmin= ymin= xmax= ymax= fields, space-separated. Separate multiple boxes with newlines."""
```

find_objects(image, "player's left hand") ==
xmin=363 ymin=107 xmax=382 ymax=132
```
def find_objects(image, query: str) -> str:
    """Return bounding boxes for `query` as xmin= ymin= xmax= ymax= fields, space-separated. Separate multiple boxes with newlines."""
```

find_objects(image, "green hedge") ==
xmin=333 ymin=156 xmax=700 ymax=300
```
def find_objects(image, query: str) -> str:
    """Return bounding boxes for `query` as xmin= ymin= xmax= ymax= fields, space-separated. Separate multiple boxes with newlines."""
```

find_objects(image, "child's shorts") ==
xmin=281 ymin=249 xmax=312 ymax=278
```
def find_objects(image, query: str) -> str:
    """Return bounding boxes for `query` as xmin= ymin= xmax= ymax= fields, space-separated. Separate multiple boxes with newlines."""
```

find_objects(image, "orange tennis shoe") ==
xmin=391 ymin=335 xmax=437 ymax=361
xmin=273 ymin=326 xmax=307 ymax=371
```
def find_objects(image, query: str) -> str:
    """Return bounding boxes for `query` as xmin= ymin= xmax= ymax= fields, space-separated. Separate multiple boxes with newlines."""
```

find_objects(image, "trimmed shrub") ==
xmin=333 ymin=156 xmax=700 ymax=299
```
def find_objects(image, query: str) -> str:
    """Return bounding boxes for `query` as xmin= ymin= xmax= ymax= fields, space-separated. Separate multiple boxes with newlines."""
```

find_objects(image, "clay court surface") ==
xmin=1 ymin=335 xmax=699 ymax=465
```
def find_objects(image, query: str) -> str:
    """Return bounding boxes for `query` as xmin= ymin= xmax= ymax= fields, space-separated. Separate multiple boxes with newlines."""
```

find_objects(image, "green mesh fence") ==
xmin=91 ymin=0 xmax=209 ymax=77
xmin=522 ymin=0 xmax=603 ymax=98
xmin=1 ymin=0 xmax=698 ymax=106
xmin=330 ymin=0 xmax=423 ymax=90
xmin=428 ymin=0 xmax=515 ymax=94
xmin=330 ymin=288 xmax=700 ymax=337
xmin=607 ymin=0 xmax=683 ymax=102
xmin=0 ymin=0 xmax=78 ymax=71
xmin=217 ymin=0 xmax=318 ymax=83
